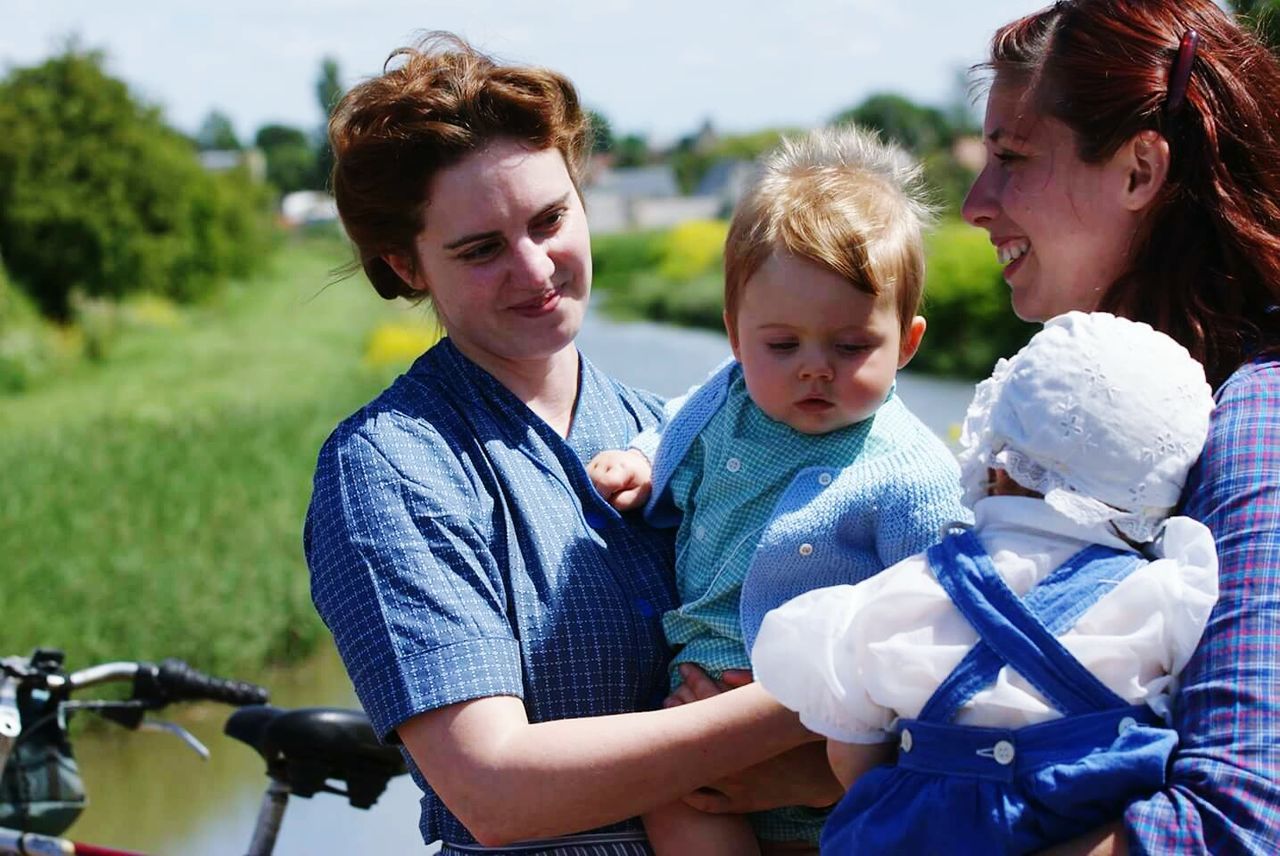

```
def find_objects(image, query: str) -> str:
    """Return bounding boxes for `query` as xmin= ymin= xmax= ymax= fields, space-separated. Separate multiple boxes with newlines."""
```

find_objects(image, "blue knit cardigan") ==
xmin=637 ymin=359 xmax=969 ymax=651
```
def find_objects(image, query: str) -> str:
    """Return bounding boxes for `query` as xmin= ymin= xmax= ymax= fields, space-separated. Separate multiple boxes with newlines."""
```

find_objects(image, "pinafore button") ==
xmin=1117 ymin=716 xmax=1137 ymax=735
xmin=900 ymin=729 xmax=913 ymax=752
xmin=992 ymin=740 xmax=1016 ymax=765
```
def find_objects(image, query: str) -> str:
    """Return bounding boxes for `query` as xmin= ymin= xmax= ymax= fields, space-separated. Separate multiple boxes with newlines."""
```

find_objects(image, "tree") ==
xmin=314 ymin=57 xmax=343 ymax=188
xmin=1230 ymin=0 xmax=1280 ymax=52
xmin=0 ymin=49 xmax=272 ymax=318
xmin=832 ymin=93 xmax=955 ymax=154
xmin=587 ymin=109 xmax=615 ymax=154
xmin=614 ymin=133 xmax=650 ymax=168
xmin=254 ymin=123 xmax=318 ymax=195
xmin=196 ymin=109 xmax=241 ymax=151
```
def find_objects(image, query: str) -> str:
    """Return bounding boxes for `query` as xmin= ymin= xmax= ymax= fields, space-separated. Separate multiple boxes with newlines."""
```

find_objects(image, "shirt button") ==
xmin=1118 ymin=716 xmax=1137 ymax=735
xmin=818 ymin=472 xmax=833 ymax=486
xmin=695 ymin=525 xmax=707 ymax=540
xmin=992 ymin=740 xmax=1015 ymax=765
xmin=798 ymin=543 xmax=814 ymax=556
xmin=900 ymin=729 xmax=913 ymax=753
xmin=725 ymin=457 xmax=742 ymax=473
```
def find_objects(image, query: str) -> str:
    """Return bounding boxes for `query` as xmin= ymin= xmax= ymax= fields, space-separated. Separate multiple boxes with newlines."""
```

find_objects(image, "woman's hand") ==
xmin=683 ymin=742 xmax=844 ymax=813
xmin=665 ymin=664 xmax=843 ymax=812
xmin=586 ymin=449 xmax=653 ymax=510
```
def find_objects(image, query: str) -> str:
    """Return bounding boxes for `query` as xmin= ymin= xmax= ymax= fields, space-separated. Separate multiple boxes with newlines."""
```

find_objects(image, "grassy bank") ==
xmin=0 ymin=233 xmax=437 ymax=676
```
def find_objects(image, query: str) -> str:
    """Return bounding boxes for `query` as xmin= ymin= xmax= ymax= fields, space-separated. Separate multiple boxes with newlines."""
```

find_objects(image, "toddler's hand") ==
xmin=586 ymin=449 xmax=653 ymax=511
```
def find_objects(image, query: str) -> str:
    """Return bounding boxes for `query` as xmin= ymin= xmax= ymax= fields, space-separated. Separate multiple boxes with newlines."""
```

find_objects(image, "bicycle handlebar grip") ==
xmin=136 ymin=659 xmax=270 ymax=707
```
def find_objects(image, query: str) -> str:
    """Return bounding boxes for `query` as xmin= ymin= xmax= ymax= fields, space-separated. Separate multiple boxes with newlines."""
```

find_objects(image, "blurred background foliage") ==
xmin=0 ymin=49 xmax=275 ymax=321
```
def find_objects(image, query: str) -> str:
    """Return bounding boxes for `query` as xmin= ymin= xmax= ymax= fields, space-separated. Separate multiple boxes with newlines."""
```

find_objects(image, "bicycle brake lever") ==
xmin=139 ymin=718 xmax=211 ymax=760
xmin=0 ymin=675 xmax=19 ymax=776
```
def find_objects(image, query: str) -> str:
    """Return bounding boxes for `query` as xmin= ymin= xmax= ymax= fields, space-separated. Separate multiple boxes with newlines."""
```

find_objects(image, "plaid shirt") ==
xmin=306 ymin=338 xmax=676 ymax=850
xmin=1126 ymin=356 xmax=1280 ymax=854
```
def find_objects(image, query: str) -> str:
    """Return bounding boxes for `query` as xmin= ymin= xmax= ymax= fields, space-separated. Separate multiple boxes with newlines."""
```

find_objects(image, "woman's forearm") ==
xmin=399 ymin=684 xmax=812 ymax=846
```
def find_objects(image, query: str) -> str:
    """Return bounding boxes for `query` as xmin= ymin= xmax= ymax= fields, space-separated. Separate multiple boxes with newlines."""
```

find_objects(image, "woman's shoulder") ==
xmin=1215 ymin=354 xmax=1280 ymax=405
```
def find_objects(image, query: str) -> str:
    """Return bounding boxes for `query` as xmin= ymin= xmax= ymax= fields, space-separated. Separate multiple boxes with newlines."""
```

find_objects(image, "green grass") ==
xmin=0 ymin=233 xmax=427 ymax=676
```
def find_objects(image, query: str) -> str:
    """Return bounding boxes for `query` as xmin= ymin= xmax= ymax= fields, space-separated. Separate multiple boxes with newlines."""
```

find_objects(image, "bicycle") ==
xmin=0 ymin=648 xmax=407 ymax=856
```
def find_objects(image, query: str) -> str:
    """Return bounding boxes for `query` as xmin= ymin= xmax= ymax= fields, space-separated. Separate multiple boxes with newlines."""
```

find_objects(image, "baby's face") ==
xmin=728 ymin=252 xmax=923 ymax=435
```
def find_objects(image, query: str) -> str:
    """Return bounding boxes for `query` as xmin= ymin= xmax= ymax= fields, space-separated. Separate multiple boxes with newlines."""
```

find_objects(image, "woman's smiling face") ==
xmin=962 ymin=79 xmax=1141 ymax=322
xmin=397 ymin=138 xmax=591 ymax=371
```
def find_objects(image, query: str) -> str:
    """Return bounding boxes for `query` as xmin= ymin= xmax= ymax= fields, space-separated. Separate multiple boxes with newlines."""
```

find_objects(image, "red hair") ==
xmin=987 ymin=0 xmax=1280 ymax=386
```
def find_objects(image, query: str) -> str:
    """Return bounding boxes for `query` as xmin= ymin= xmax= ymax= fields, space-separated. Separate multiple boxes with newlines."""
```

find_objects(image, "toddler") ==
xmin=752 ymin=311 xmax=1219 ymax=854
xmin=588 ymin=126 xmax=965 ymax=854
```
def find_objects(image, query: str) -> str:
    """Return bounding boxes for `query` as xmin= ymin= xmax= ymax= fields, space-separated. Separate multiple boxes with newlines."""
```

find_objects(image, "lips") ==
xmin=511 ymin=287 xmax=562 ymax=317
xmin=794 ymin=396 xmax=834 ymax=413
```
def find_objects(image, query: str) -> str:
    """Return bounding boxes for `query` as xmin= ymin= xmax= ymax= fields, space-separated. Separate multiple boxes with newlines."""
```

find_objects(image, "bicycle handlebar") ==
xmin=136 ymin=659 xmax=268 ymax=708
xmin=5 ymin=652 xmax=269 ymax=709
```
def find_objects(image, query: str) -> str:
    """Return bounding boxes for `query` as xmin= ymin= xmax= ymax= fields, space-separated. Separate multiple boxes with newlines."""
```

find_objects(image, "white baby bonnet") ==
xmin=956 ymin=311 xmax=1215 ymax=543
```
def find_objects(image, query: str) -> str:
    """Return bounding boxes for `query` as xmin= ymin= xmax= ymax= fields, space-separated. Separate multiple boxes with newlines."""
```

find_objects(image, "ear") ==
xmin=724 ymin=309 xmax=742 ymax=362
xmin=897 ymin=315 xmax=926 ymax=369
xmin=1118 ymin=130 xmax=1170 ymax=213
xmin=382 ymin=252 xmax=426 ymax=293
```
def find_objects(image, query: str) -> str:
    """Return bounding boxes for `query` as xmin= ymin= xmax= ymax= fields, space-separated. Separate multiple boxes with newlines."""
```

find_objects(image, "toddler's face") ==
xmin=728 ymin=252 xmax=924 ymax=435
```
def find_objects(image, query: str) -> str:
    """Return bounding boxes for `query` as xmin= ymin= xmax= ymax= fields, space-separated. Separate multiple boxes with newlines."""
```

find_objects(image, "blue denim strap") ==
xmin=918 ymin=529 xmax=1143 ymax=721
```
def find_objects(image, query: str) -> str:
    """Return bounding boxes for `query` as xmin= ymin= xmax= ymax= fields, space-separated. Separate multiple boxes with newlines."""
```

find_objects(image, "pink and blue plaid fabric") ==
xmin=1126 ymin=356 xmax=1280 ymax=854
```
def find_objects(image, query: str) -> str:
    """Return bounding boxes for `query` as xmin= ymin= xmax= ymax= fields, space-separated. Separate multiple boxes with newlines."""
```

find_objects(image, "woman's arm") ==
xmin=1121 ymin=362 xmax=1280 ymax=852
xmin=398 ymin=683 xmax=812 ymax=847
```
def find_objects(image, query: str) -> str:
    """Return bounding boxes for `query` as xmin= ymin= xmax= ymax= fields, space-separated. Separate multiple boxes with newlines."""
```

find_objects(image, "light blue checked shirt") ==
xmin=306 ymin=338 xmax=676 ymax=850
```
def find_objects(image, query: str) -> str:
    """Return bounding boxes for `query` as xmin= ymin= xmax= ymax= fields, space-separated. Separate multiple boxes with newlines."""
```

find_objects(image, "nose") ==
xmin=961 ymin=163 xmax=998 ymax=230
xmin=798 ymin=350 xmax=834 ymax=381
xmin=511 ymin=236 xmax=555 ymax=289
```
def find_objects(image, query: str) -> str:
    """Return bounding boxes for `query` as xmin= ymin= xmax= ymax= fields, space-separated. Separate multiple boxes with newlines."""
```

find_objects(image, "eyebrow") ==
xmin=986 ymin=127 xmax=1028 ymax=145
xmin=442 ymin=194 xmax=571 ymax=250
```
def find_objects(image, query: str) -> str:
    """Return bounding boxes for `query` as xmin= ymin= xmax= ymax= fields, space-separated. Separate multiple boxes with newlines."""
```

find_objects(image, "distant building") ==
xmin=585 ymin=160 xmax=742 ymax=235
xmin=280 ymin=190 xmax=339 ymax=227
xmin=198 ymin=148 xmax=267 ymax=183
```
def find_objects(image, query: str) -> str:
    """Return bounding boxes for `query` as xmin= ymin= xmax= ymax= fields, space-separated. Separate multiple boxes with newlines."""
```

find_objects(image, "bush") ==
xmin=915 ymin=220 xmax=1038 ymax=378
xmin=0 ymin=256 xmax=63 ymax=393
xmin=592 ymin=224 xmax=727 ymax=329
xmin=657 ymin=220 xmax=729 ymax=282
xmin=0 ymin=49 xmax=275 ymax=319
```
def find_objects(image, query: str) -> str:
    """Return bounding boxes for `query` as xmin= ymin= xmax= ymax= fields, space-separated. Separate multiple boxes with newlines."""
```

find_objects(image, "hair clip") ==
xmin=1166 ymin=29 xmax=1200 ymax=115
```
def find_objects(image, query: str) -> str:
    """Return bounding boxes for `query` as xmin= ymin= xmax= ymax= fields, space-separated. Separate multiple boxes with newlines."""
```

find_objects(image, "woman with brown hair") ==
xmin=961 ymin=1 xmax=1280 ymax=852
xmin=304 ymin=33 xmax=836 ymax=855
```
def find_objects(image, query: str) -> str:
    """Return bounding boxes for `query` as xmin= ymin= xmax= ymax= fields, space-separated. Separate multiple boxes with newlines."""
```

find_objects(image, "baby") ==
xmin=589 ymin=125 xmax=965 ymax=854
xmin=753 ymin=311 xmax=1219 ymax=854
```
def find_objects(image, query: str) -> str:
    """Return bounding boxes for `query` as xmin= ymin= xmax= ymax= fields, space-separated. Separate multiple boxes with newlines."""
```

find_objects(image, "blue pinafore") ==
xmin=820 ymin=529 xmax=1179 ymax=855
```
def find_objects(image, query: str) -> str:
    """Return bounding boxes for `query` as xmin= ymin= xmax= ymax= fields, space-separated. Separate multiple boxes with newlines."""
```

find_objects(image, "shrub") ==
xmin=0 ymin=49 xmax=275 ymax=319
xmin=657 ymin=220 xmax=729 ymax=282
xmin=592 ymin=224 xmax=727 ymax=329
xmin=916 ymin=220 xmax=1038 ymax=378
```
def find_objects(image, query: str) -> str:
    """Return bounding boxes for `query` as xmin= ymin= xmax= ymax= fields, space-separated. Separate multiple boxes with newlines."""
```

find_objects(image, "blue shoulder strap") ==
xmin=918 ymin=529 xmax=1144 ymax=722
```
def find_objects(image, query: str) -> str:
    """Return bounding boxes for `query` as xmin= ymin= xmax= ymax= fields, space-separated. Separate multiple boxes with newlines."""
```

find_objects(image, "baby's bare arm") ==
xmin=826 ymin=739 xmax=894 ymax=790
xmin=586 ymin=448 xmax=653 ymax=511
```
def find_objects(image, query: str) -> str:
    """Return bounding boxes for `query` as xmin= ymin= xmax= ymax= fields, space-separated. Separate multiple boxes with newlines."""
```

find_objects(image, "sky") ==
xmin=4 ymin=0 xmax=1044 ymax=146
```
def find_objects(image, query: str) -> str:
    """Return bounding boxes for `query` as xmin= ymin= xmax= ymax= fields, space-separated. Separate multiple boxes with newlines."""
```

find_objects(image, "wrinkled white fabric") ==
xmin=751 ymin=496 xmax=1219 ymax=744
xmin=956 ymin=312 xmax=1215 ymax=542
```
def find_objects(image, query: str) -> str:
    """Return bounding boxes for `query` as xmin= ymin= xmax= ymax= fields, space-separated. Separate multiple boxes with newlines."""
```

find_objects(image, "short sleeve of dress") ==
xmin=752 ymin=580 xmax=902 ymax=744
xmin=306 ymin=420 xmax=523 ymax=743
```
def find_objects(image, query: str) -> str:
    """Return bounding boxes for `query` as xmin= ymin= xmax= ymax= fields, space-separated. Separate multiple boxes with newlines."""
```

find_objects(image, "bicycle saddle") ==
xmin=225 ymin=705 xmax=407 ymax=809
